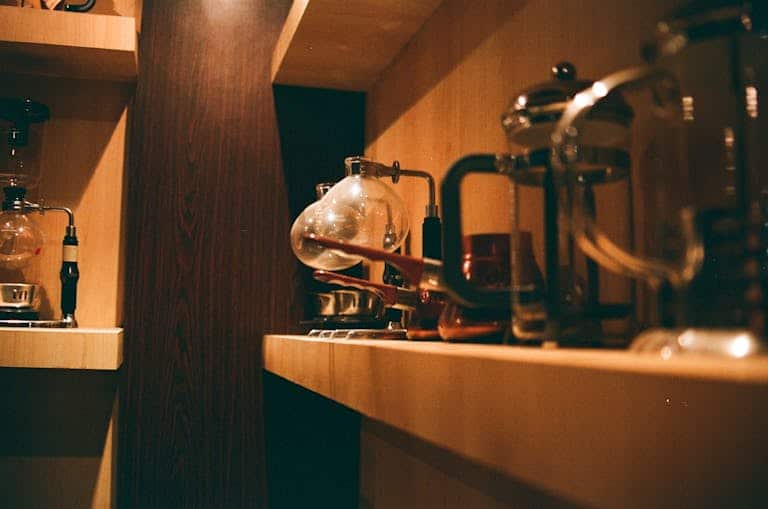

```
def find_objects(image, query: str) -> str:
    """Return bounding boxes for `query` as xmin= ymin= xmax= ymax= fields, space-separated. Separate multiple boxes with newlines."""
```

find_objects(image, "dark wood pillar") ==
xmin=119 ymin=1 xmax=300 ymax=507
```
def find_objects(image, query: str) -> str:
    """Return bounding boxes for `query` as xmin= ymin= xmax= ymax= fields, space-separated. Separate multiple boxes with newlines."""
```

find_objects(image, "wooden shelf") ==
xmin=271 ymin=0 xmax=443 ymax=91
xmin=0 ymin=6 xmax=137 ymax=81
xmin=264 ymin=334 xmax=768 ymax=508
xmin=0 ymin=327 xmax=123 ymax=369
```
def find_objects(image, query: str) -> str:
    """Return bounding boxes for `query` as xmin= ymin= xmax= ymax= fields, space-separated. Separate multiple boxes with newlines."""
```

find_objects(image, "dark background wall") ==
xmin=119 ymin=0 xmax=296 ymax=507
xmin=273 ymin=84 xmax=365 ymax=319
xmin=263 ymin=372 xmax=361 ymax=509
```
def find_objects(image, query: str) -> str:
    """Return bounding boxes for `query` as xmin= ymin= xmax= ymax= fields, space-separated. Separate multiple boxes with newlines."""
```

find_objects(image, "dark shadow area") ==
xmin=364 ymin=419 xmax=588 ymax=509
xmin=273 ymin=85 xmax=365 ymax=220
xmin=273 ymin=85 xmax=365 ymax=322
xmin=263 ymin=372 xmax=361 ymax=509
xmin=0 ymin=369 xmax=117 ymax=509
xmin=0 ymin=369 xmax=116 ymax=455
xmin=120 ymin=2 xmax=302 ymax=506
xmin=366 ymin=0 xmax=528 ymax=142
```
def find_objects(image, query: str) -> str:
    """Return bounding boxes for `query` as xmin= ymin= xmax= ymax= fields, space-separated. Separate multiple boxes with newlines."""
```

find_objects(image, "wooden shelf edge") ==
xmin=0 ymin=7 xmax=136 ymax=50
xmin=0 ymin=6 xmax=138 ymax=81
xmin=270 ymin=0 xmax=309 ymax=86
xmin=264 ymin=334 xmax=768 ymax=384
xmin=263 ymin=334 xmax=768 ymax=508
xmin=0 ymin=327 xmax=123 ymax=370
xmin=263 ymin=333 xmax=333 ymax=397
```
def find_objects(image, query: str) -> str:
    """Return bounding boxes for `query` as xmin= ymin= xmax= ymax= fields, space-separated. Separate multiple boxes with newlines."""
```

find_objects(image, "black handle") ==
xmin=63 ymin=0 xmax=96 ymax=12
xmin=422 ymin=216 xmax=442 ymax=260
xmin=441 ymin=154 xmax=510 ymax=308
xmin=60 ymin=261 xmax=79 ymax=317
xmin=60 ymin=234 xmax=79 ymax=320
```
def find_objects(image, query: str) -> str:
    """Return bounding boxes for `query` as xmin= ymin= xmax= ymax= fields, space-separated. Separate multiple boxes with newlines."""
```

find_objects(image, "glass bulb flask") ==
xmin=290 ymin=159 xmax=410 ymax=271
xmin=0 ymin=207 xmax=44 ymax=270
xmin=0 ymin=99 xmax=49 ymax=272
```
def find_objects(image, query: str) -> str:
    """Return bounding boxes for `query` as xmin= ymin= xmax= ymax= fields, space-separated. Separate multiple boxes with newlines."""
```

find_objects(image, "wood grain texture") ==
xmin=0 ymin=6 xmax=137 ymax=80
xmin=119 ymin=1 xmax=302 ymax=507
xmin=0 ymin=75 xmax=133 ymax=327
xmin=264 ymin=334 xmax=768 ymax=508
xmin=365 ymin=0 xmax=686 ymax=323
xmin=271 ymin=0 xmax=443 ymax=91
xmin=0 ymin=327 xmax=122 ymax=369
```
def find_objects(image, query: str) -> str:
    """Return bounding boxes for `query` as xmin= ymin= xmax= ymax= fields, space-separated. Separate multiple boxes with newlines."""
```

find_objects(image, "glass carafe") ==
xmin=552 ymin=1 xmax=768 ymax=356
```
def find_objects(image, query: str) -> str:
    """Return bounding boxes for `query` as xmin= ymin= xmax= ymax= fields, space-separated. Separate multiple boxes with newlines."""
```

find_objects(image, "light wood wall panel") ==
xmin=0 ymin=75 xmax=132 ymax=327
xmin=366 ymin=0 xmax=684 ymax=311
xmin=0 ymin=4 xmax=138 ymax=508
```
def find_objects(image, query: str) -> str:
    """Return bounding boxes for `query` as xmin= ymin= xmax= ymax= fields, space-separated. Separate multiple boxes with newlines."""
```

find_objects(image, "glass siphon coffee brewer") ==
xmin=290 ymin=157 xmax=410 ymax=271
xmin=441 ymin=63 xmax=635 ymax=344
xmin=552 ymin=1 xmax=768 ymax=356
xmin=0 ymin=97 xmax=80 ymax=327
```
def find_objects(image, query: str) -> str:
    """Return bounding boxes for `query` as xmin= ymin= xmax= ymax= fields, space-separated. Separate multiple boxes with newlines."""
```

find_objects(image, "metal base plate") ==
xmin=308 ymin=328 xmax=407 ymax=340
xmin=0 ymin=319 xmax=74 ymax=328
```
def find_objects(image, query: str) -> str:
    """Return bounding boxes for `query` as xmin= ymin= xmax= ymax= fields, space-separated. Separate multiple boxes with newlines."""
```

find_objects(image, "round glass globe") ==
xmin=321 ymin=174 xmax=409 ymax=250
xmin=0 ymin=211 xmax=44 ymax=270
xmin=290 ymin=199 xmax=364 ymax=270
xmin=290 ymin=174 xmax=409 ymax=270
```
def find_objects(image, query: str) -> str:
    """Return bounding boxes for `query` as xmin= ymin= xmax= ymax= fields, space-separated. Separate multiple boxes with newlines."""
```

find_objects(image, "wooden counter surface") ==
xmin=0 ymin=327 xmax=123 ymax=370
xmin=264 ymin=334 xmax=768 ymax=508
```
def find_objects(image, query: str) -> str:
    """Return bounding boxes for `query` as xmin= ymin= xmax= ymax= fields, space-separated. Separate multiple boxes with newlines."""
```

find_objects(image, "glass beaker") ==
xmin=290 ymin=159 xmax=409 ymax=271
xmin=0 ymin=98 xmax=49 ymax=190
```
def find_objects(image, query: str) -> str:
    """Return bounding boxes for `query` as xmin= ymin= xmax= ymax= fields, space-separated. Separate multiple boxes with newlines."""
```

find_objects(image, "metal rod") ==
xmin=345 ymin=156 xmax=439 ymax=218
xmin=543 ymin=165 xmax=561 ymax=339
xmin=21 ymin=202 xmax=77 ymax=237
xmin=396 ymin=164 xmax=439 ymax=218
